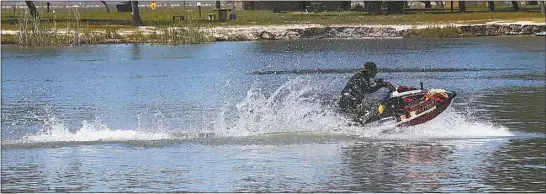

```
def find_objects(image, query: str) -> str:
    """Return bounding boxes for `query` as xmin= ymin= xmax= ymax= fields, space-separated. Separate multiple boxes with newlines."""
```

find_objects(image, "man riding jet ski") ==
xmin=339 ymin=62 xmax=456 ymax=127
xmin=339 ymin=62 xmax=393 ymax=123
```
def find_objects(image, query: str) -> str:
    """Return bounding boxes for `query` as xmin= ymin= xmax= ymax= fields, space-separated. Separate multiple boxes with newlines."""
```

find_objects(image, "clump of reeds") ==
xmin=14 ymin=8 xmax=214 ymax=45
xmin=15 ymin=8 xmax=84 ymax=46
xmin=127 ymin=15 xmax=213 ymax=44
xmin=156 ymin=16 xmax=214 ymax=44
xmin=104 ymin=27 xmax=122 ymax=39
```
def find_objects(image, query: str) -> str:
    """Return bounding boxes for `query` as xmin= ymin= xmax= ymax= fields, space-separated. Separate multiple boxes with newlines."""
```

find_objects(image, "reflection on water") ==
xmin=484 ymin=138 xmax=546 ymax=192
xmin=339 ymin=139 xmax=509 ymax=192
xmin=474 ymin=88 xmax=546 ymax=133
xmin=4 ymin=136 xmax=539 ymax=192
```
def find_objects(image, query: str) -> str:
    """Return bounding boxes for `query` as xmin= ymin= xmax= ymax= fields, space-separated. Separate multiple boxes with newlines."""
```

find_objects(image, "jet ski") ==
xmin=356 ymin=82 xmax=456 ymax=127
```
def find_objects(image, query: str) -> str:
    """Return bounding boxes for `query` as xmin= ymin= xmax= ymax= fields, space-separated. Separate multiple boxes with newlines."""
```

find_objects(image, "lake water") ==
xmin=2 ymin=37 xmax=545 ymax=192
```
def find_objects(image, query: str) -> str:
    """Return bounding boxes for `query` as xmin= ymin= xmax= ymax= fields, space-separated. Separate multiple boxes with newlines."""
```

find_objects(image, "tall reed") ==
xmin=143 ymin=15 xmax=213 ymax=44
xmin=15 ymin=8 xmax=82 ymax=46
xmin=161 ymin=16 xmax=214 ymax=44
xmin=14 ymin=8 xmax=214 ymax=46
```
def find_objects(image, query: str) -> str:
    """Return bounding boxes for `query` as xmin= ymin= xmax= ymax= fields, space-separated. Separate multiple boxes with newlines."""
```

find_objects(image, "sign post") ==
xmin=197 ymin=2 xmax=202 ymax=18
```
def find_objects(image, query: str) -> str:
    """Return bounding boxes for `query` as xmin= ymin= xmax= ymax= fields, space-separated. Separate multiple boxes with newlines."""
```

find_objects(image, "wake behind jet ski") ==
xmin=339 ymin=62 xmax=456 ymax=127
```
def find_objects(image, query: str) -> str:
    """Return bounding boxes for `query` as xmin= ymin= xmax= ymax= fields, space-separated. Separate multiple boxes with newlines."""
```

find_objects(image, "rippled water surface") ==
xmin=2 ymin=37 xmax=545 ymax=192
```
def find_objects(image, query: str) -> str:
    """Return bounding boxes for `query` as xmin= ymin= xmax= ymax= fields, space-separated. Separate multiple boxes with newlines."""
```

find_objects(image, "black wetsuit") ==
xmin=339 ymin=70 xmax=389 ymax=115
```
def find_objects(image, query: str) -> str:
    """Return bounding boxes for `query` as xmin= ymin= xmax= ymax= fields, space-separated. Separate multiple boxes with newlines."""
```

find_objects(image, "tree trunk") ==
xmin=47 ymin=2 xmax=50 ymax=13
xmin=458 ymin=1 xmax=465 ymax=13
xmin=25 ymin=1 xmax=39 ymax=19
xmin=436 ymin=1 xmax=444 ymax=8
xmin=540 ymin=1 xmax=546 ymax=15
xmin=511 ymin=1 xmax=519 ymax=11
xmin=366 ymin=1 xmax=383 ymax=15
xmin=423 ymin=1 xmax=432 ymax=8
xmin=216 ymin=1 xmax=221 ymax=9
xmin=488 ymin=1 xmax=495 ymax=11
xmin=100 ymin=1 xmax=110 ymax=13
xmin=386 ymin=1 xmax=404 ymax=14
xmin=131 ymin=1 xmax=144 ymax=26
xmin=450 ymin=1 xmax=453 ymax=12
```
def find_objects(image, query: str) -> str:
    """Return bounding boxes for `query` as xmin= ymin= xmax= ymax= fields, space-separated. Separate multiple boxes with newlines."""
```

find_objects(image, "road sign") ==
xmin=151 ymin=1 xmax=156 ymax=10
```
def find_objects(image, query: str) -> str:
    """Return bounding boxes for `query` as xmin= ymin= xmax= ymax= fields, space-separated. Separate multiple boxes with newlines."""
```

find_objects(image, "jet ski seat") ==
xmin=396 ymin=86 xmax=418 ymax=93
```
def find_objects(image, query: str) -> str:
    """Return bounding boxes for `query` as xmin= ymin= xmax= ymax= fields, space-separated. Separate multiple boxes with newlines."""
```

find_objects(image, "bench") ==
xmin=172 ymin=15 xmax=185 ymax=21
xmin=208 ymin=13 xmax=217 ymax=21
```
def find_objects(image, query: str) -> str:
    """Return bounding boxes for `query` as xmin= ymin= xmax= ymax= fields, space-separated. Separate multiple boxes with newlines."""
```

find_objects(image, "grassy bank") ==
xmin=2 ymin=7 xmax=545 ymax=29
xmin=2 ymin=5 xmax=544 ymax=45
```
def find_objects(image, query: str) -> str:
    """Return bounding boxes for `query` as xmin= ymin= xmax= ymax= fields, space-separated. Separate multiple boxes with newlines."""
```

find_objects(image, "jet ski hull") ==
xmin=364 ymin=88 xmax=457 ymax=127
xmin=395 ymin=91 xmax=455 ymax=127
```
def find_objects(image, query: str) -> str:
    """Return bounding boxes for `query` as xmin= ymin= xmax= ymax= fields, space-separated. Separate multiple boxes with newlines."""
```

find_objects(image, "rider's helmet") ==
xmin=363 ymin=62 xmax=378 ymax=78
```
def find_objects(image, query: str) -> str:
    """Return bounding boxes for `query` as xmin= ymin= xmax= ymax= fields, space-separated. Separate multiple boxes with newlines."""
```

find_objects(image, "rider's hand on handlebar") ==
xmin=385 ymin=82 xmax=395 ymax=91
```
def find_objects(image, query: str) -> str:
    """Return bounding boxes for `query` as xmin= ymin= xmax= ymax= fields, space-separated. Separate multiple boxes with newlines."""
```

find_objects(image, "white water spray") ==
xmin=213 ymin=76 xmax=513 ymax=139
xmin=23 ymin=114 xmax=171 ymax=143
xmin=20 ymin=76 xmax=513 ymax=143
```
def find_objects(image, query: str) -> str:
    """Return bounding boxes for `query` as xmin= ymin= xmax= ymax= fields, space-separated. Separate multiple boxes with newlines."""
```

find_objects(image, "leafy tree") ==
xmin=385 ymin=1 xmax=405 ymax=14
xmin=365 ymin=1 xmax=383 ymax=15
xmin=511 ymin=1 xmax=519 ymax=11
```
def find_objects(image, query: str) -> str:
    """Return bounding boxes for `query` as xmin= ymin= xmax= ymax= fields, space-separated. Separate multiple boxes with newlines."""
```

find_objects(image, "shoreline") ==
xmin=2 ymin=21 xmax=545 ymax=45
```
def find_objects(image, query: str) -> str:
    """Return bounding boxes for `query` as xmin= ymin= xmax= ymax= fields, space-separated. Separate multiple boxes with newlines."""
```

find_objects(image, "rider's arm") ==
xmin=370 ymin=78 xmax=395 ymax=92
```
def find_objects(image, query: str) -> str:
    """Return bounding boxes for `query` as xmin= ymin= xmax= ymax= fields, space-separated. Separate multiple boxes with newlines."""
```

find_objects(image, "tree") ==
xmin=527 ymin=1 xmax=538 ymax=5
xmin=365 ymin=1 xmax=383 ymax=15
xmin=100 ymin=1 xmax=110 ymax=13
xmin=422 ymin=1 xmax=432 ymax=8
xmin=488 ymin=1 xmax=495 ymax=11
xmin=436 ymin=1 xmax=444 ymax=8
xmin=385 ymin=1 xmax=405 ymax=14
xmin=131 ymin=1 xmax=144 ymax=26
xmin=458 ymin=1 xmax=465 ymax=13
xmin=540 ymin=1 xmax=546 ymax=15
xmin=25 ymin=1 xmax=39 ymax=19
xmin=511 ymin=1 xmax=519 ymax=11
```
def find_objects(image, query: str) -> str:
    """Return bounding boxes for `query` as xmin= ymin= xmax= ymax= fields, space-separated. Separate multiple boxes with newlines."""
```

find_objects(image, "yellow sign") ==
xmin=151 ymin=1 xmax=157 ymax=10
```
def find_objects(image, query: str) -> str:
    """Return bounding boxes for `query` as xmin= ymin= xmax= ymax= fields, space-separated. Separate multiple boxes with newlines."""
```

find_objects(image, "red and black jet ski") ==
xmin=362 ymin=83 xmax=457 ymax=127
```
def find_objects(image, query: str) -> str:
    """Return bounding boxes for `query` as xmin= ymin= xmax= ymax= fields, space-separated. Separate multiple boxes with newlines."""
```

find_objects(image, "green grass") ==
xmin=2 ymin=5 xmax=544 ymax=45
xmin=2 ymin=7 xmax=544 ymax=30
